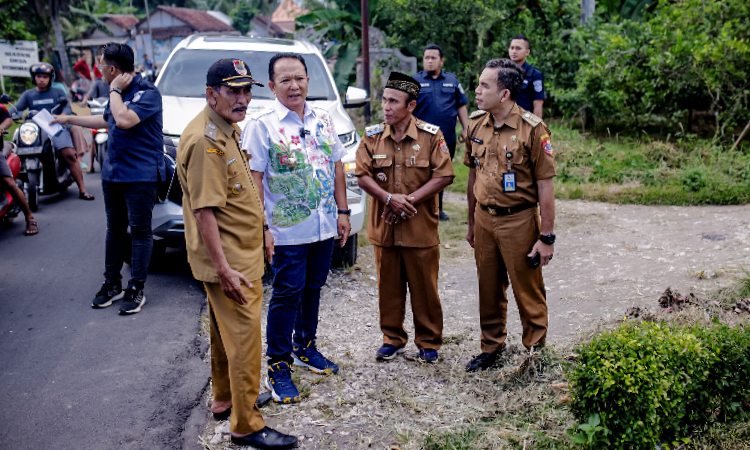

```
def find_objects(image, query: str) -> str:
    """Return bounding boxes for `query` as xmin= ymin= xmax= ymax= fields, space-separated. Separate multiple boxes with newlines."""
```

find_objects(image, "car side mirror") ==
xmin=343 ymin=86 xmax=369 ymax=109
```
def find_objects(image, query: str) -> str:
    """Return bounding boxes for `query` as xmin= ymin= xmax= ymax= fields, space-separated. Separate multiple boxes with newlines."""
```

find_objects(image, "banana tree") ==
xmin=296 ymin=8 xmax=362 ymax=93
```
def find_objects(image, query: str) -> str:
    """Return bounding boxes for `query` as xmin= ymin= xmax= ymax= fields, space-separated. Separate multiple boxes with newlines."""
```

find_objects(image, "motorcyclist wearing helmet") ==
xmin=0 ymin=104 xmax=37 ymax=235
xmin=9 ymin=62 xmax=94 ymax=200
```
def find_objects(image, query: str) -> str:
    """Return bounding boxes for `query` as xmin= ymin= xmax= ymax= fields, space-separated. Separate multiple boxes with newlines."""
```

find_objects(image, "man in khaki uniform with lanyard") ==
xmin=464 ymin=58 xmax=556 ymax=372
xmin=356 ymin=72 xmax=455 ymax=363
xmin=177 ymin=59 xmax=297 ymax=449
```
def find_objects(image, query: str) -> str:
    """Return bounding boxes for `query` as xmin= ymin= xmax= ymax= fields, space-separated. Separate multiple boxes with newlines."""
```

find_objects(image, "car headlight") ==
xmin=338 ymin=130 xmax=357 ymax=148
xmin=19 ymin=123 xmax=39 ymax=146
xmin=94 ymin=132 xmax=108 ymax=144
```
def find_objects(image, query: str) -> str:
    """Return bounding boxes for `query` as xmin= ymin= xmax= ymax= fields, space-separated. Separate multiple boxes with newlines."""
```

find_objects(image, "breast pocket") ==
xmin=508 ymin=144 xmax=526 ymax=168
xmin=227 ymin=163 xmax=246 ymax=197
xmin=373 ymin=156 xmax=394 ymax=187
xmin=405 ymin=157 xmax=431 ymax=189
xmin=471 ymin=143 xmax=487 ymax=170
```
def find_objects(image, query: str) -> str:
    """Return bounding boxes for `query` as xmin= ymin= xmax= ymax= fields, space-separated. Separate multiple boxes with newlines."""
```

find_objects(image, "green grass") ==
xmin=449 ymin=122 xmax=750 ymax=206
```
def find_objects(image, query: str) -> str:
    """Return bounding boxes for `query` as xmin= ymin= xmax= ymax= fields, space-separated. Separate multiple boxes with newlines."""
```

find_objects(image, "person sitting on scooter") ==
xmin=0 ymin=104 xmax=38 ymax=235
xmin=9 ymin=62 xmax=94 ymax=201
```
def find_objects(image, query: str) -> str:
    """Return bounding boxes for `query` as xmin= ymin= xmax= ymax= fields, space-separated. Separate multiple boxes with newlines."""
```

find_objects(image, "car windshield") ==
xmin=157 ymin=49 xmax=336 ymax=100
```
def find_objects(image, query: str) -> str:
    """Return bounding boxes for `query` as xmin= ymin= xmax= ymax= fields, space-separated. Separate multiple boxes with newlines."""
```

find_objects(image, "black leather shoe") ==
xmin=213 ymin=392 xmax=274 ymax=420
xmin=439 ymin=210 xmax=450 ymax=221
xmin=230 ymin=427 xmax=298 ymax=449
xmin=466 ymin=352 xmax=500 ymax=372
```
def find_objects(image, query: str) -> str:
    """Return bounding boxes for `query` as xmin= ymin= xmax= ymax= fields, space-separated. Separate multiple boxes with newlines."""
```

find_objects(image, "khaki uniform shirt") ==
xmin=463 ymin=104 xmax=556 ymax=207
xmin=355 ymin=116 xmax=455 ymax=248
xmin=177 ymin=105 xmax=265 ymax=283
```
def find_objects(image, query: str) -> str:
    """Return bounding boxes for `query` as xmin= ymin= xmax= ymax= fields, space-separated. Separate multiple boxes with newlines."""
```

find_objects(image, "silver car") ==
xmin=152 ymin=35 xmax=367 ymax=266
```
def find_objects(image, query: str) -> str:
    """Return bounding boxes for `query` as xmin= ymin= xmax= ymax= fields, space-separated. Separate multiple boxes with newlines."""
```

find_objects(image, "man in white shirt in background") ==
xmin=242 ymin=52 xmax=351 ymax=405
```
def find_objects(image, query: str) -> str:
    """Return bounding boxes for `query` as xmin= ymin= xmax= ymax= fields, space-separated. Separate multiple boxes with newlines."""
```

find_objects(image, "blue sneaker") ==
xmin=411 ymin=349 xmax=439 ymax=363
xmin=375 ymin=344 xmax=405 ymax=361
xmin=266 ymin=361 xmax=300 ymax=404
xmin=292 ymin=340 xmax=339 ymax=374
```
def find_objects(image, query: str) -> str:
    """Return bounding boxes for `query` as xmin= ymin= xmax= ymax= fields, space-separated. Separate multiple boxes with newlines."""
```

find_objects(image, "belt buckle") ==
xmin=488 ymin=207 xmax=497 ymax=216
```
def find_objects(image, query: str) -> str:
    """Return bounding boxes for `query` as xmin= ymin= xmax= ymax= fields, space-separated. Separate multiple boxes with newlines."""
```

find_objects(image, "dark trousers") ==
xmin=102 ymin=181 xmax=158 ymax=289
xmin=266 ymin=238 xmax=335 ymax=364
xmin=439 ymin=142 xmax=457 ymax=211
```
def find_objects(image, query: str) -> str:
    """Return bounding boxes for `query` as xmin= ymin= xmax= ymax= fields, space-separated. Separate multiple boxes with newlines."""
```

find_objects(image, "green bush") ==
xmin=569 ymin=322 xmax=750 ymax=448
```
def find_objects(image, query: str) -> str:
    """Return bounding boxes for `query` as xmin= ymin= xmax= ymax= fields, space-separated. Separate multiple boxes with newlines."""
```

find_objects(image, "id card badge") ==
xmin=503 ymin=172 xmax=517 ymax=192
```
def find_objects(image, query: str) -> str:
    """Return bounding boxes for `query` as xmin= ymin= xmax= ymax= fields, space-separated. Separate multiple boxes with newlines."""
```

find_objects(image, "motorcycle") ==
xmin=1 ymin=95 xmax=75 ymax=212
xmin=87 ymin=97 xmax=107 ymax=116
xmin=0 ymin=133 xmax=21 ymax=226
xmin=71 ymin=87 xmax=87 ymax=104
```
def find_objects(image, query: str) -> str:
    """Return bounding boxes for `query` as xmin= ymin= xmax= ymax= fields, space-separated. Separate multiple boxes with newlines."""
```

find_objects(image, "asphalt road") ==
xmin=0 ymin=174 xmax=210 ymax=450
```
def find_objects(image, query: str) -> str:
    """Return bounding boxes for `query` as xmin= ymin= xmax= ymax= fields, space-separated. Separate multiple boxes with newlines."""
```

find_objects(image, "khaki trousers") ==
xmin=374 ymin=245 xmax=443 ymax=350
xmin=205 ymin=280 xmax=266 ymax=434
xmin=473 ymin=206 xmax=548 ymax=352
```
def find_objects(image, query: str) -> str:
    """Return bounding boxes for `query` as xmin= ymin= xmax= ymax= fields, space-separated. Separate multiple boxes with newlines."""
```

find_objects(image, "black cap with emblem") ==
xmin=207 ymin=58 xmax=264 ymax=88
xmin=385 ymin=72 xmax=421 ymax=98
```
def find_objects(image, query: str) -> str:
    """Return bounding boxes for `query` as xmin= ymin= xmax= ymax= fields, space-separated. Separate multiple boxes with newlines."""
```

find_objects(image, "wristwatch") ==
xmin=540 ymin=233 xmax=556 ymax=245
xmin=110 ymin=87 xmax=122 ymax=95
xmin=338 ymin=209 xmax=351 ymax=215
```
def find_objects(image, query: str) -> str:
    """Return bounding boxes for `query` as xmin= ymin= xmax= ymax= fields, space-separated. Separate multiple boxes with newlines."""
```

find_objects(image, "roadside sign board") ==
xmin=0 ymin=40 xmax=40 ymax=77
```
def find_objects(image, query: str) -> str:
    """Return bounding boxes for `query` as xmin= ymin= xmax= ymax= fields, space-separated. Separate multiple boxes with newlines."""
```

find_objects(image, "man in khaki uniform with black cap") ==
xmin=464 ymin=58 xmax=556 ymax=373
xmin=356 ymin=72 xmax=455 ymax=363
xmin=177 ymin=59 xmax=297 ymax=449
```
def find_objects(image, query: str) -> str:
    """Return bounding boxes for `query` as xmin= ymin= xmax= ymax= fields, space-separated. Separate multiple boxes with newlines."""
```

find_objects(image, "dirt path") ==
xmin=200 ymin=199 xmax=750 ymax=449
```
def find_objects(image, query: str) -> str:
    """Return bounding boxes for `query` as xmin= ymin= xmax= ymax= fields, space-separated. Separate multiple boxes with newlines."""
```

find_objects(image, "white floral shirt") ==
xmin=241 ymin=99 xmax=346 ymax=246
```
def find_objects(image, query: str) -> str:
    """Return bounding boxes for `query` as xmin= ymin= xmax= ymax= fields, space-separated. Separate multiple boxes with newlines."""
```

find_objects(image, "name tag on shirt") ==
xmin=33 ymin=99 xmax=54 ymax=105
xmin=420 ymin=83 xmax=430 ymax=87
xmin=443 ymin=83 xmax=454 ymax=87
xmin=471 ymin=137 xmax=483 ymax=144
xmin=373 ymin=154 xmax=387 ymax=159
xmin=227 ymin=157 xmax=237 ymax=165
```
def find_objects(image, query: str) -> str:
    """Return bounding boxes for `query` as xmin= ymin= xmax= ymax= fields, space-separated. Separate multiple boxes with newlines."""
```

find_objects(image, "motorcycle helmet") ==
xmin=30 ymin=62 xmax=55 ymax=85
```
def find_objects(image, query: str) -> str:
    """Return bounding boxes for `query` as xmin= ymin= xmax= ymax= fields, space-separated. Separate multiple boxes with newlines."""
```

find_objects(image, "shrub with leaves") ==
xmin=569 ymin=322 xmax=750 ymax=448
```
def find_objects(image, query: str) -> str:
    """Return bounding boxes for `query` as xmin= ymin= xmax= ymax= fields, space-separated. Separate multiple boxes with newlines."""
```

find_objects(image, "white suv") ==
xmin=152 ymin=35 xmax=365 ymax=266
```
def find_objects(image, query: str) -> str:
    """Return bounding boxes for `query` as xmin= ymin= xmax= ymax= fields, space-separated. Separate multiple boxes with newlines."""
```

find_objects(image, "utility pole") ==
xmin=361 ymin=0 xmax=370 ymax=124
xmin=144 ymin=0 xmax=156 ymax=63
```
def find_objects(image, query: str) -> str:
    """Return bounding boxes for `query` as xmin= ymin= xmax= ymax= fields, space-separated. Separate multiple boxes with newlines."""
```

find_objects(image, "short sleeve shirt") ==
xmin=355 ymin=117 xmax=455 ymax=248
xmin=176 ymin=105 xmax=265 ymax=283
xmin=411 ymin=71 xmax=469 ymax=144
xmin=242 ymin=99 xmax=347 ymax=246
xmin=463 ymin=104 xmax=556 ymax=207
xmin=102 ymin=74 xmax=166 ymax=183
xmin=515 ymin=62 xmax=545 ymax=112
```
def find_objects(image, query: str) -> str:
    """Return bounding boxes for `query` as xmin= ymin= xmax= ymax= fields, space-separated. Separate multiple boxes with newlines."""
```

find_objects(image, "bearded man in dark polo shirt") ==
xmin=53 ymin=42 xmax=165 ymax=315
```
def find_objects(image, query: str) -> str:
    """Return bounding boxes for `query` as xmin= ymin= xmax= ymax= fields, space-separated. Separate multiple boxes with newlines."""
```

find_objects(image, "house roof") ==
xmin=251 ymin=14 xmax=286 ymax=37
xmin=103 ymin=14 xmax=139 ymax=30
xmin=153 ymin=6 xmax=236 ymax=33
xmin=271 ymin=0 xmax=308 ymax=27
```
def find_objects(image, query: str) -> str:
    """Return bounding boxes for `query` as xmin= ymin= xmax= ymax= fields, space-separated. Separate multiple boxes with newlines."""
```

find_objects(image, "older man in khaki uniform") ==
xmin=464 ymin=58 xmax=556 ymax=373
xmin=177 ymin=59 xmax=297 ymax=449
xmin=356 ymin=72 xmax=455 ymax=363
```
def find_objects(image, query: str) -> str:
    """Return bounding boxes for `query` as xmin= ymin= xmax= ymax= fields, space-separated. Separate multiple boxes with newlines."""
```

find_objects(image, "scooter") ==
xmin=1 ymin=95 xmax=75 ymax=212
xmin=86 ymin=97 xmax=109 ymax=170
xmin=0 ymin=133 xmax=22 ymax=226
xmin=87 ymin=97 xmax=107 ymax=116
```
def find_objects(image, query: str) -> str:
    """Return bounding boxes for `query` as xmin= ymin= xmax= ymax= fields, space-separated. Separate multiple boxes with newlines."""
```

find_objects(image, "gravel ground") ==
xmin=197 ymin=198 xmax=750 ymax=449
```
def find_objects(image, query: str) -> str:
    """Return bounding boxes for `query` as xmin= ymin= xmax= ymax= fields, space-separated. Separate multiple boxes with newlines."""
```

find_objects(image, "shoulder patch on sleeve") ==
xmin=204 ymin=122 xmax=218 ymax=141
xmin=415 ymin=120 xmax=439 ymax=135
xmin=521 ymin=111 xmax=543 ymax=127
xmin=469 ymin=110 xmax=488 ymax=120
xmin=365 ymin=123 xmax=384 ymax=137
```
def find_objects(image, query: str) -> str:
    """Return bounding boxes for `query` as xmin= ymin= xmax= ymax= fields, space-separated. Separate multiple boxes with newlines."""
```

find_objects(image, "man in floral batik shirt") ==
xmin=242 ymin=53 xmax=351 ymax=405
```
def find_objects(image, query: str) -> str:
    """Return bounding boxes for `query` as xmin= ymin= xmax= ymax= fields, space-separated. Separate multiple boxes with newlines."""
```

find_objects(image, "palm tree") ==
xmin=32 ymin=0 xmax=73 ymax=86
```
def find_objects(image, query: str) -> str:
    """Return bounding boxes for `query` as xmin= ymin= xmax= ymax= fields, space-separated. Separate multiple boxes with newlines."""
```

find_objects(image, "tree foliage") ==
xmin=555 ymin=0 xmax=750 ymax=139
xmin=230 ymin=0 xmax=259 ymax=36
xmin=0 ymin=0 xmax=35 ymax=41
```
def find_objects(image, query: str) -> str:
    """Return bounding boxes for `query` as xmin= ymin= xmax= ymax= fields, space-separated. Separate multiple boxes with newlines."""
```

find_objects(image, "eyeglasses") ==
xmin=96 ymin=63 xmax=112 ymax=70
